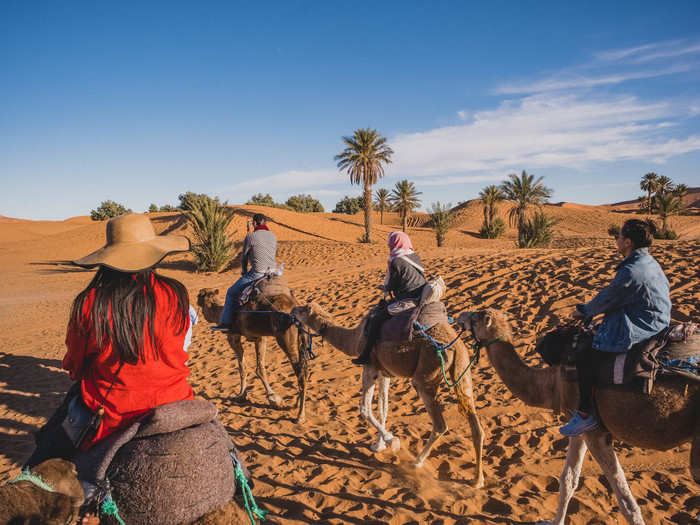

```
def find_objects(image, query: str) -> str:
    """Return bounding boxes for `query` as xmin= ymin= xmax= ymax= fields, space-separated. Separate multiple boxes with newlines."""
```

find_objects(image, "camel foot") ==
xmin=389 ymin=437 xmax=401 ymax=452
xmin=293 ymin=413 xmax=306 ymax=424
xmin=267 ymin=393 xmax=282 ymax=407
xmin=472 ymin=475 xmax=485 ymax=489
xmin=370 ymin=439 xmax=387 ymax=453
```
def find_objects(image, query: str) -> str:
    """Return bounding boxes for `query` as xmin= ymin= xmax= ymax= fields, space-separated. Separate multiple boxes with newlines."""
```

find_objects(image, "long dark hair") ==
xmin=70 ymin=267 xmax=190 ymax=364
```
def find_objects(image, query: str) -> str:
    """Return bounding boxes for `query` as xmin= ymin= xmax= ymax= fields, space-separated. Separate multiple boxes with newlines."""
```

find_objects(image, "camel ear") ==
xmin=483 ymin=313 xmax=493 ymax=328
xmin=214 ymin=289 xmax=220 ymax=295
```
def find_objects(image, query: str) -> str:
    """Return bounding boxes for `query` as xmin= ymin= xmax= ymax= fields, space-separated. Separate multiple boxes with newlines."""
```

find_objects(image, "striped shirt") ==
xmin=242 ymin=229 xmax=277 ymax=274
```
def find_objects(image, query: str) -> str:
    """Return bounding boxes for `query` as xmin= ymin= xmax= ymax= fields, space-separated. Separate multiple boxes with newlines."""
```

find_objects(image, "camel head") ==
xmin=457 ymin=308 xmax=512 ymax=345
xmin=33 ymin=458 xmax=84 ymax=515
xmin=291 ymin=302 xmax=332 ymax=332
xmin=197 ymin=288 xmax=220 ymax=309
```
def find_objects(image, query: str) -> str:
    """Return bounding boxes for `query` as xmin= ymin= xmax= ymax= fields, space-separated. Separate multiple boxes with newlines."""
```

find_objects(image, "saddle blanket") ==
xmin=380 ymin=300 xmax=449 ymax=344
xmin=239 ymin=273 xmax=290 ymax=305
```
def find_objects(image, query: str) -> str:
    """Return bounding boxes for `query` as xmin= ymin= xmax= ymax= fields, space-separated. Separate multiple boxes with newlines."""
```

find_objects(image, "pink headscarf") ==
xmin=384 ymin=231 xmax=415 ymax=287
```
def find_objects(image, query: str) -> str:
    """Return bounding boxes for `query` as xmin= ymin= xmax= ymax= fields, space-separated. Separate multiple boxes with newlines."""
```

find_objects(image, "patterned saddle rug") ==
xmin=379 ymin=300 xmax=449 ymax=344
xmin=535 ymin=323 xmax=700 ymax=393
xmin=239 ymin=273 xmax=291 ymax=305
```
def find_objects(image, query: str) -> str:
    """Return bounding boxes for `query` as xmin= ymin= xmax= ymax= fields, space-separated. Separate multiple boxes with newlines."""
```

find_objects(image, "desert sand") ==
xmin=0 ymin=202 xmax=698 ymax=524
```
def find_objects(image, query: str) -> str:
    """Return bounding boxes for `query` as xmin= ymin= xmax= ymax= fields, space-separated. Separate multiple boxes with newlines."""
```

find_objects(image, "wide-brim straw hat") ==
xmin=73 ymin=213 xmax=190 ymax=272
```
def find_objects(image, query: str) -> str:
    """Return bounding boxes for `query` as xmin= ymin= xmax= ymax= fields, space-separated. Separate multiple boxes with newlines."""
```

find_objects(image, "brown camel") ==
xmin=197 ymin=287 xmax=309 ymax=423
xmin=291 ymin=302 xmax=485 ymax=487
xmin=457 ymin=309 xmax=700 ymax=525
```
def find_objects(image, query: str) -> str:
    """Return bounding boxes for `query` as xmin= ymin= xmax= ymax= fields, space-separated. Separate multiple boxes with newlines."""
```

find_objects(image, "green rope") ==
xmin=9 ymin=469 xmax=54 ymax=492
xmin=437 ymin=345 xmax=480 ymax=388
xmin=101 ymin=497 xmax=126 ymax=525
xmin=234 ymin=463 xmax=268 ymax=525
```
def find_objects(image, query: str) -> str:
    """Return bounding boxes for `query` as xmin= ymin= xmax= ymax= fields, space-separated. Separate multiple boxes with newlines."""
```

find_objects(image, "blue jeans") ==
xmin=219 ymin=271 xmax=264 ymax=325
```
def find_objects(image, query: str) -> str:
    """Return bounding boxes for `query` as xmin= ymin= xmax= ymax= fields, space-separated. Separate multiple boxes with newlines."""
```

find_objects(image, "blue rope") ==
xmin=412 ymin=322 xmax=476 ymax=387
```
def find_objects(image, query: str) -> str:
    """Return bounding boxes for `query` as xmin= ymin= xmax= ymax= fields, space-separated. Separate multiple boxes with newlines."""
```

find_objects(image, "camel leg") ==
xmin=453 ymin=347 xmax=485 ymax=488
xmin=584 ymin=431 xmax=645 ymax=525
xmin=371 ymin=374 xmax=397 ymax=452
xmin=275 ymin=326 xmax=307 ymax=424
xmin=227 ymin=334 xmax=248 ymax=400
xmin=361 ymin=366 xmax=399 ymax=451
xmin=412 ymin=378 xmax=448 ymax=468
xmin=253 ymin=337 xmax=281 ymax=407
xmin=538 ymin=435 xmax=588 ymax=525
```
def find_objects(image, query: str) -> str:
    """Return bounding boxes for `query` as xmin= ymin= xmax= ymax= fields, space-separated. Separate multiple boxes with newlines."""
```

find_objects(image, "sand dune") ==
xmin=0 ymin=208 xmax=699 ymax=524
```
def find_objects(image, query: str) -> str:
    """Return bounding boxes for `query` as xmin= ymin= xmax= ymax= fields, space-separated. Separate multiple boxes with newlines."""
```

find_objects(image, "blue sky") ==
xmin=2 ymin=1 xmax=700 ymax=220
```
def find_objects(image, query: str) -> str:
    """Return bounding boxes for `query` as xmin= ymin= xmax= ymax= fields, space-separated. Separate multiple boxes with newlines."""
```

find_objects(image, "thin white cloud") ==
xmin=495 ymin=64 xmax=692 ymax=95
xmin=224 ymin=169 xmax=338 ymax=194
xmin=390 ymin=94 xmax=700 ymax=177
xmin=597 ymin=39 xmax=700 ymax=63
xmin=457 ymin=110 xmax=470 ymax=121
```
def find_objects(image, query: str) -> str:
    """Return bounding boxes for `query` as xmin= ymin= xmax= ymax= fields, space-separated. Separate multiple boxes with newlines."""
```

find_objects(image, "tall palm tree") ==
xmin=500 ymin=171 xmax=553 ymax=231
xmin=374 ymin=188 xmax=390 ymax=225
xmin=389 ymin=180 xmax=422 ymax=232
xmin=672 ymin=183 xmax=688 ymax=199
xmin=335 ymin=128 xmax=394 ymax=242
xmin=478 ymin=185 xmax=504 ymax=231
xmin=640 ymin=172 xmax=659 ymax=213
xmin=653 ymin=192 xmax=683 ymax=232
xmin=654 ymin=175 xmax=674 ymax=196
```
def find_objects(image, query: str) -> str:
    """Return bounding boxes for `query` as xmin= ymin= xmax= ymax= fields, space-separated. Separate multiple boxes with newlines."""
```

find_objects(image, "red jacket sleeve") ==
xmin=63 ymin=319 xmax=88 ymax=381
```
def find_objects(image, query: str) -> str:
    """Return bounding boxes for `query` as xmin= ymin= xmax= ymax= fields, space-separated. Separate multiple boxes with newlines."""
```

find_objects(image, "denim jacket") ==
xmin=578 ymin=248 xmax=671 ymax=352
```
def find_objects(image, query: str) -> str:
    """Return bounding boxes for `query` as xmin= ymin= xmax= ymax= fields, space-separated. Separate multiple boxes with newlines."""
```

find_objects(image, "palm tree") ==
xmin=672 ymin=183 xmax=689 ymax=199
xmin=640 ymin=172 xmax=659 ymax=213
xmin=335 ymin=128 xmax=394 ymax=242
xmin=654 ymin=175 xmax=674 ymax=196
xmin=653 ymin=192 xmax=684 ymax=232
xmin=389 ymin=180 xmax=422 ymax=232
xmin=374 ymin=188 xmax=390 ymax=225
xmin=500 ymin=171 xmax=553 ymax=232
xmin=478 ymin=185 xmax=504 ymax=231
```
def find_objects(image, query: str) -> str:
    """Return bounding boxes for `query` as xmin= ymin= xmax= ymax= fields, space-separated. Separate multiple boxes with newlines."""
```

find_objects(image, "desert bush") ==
xmin=159 ymin=204 xmax=178 ymax=212
xmin=90 ymin=200 xmax=132 ymax=221
xmin=429 ymin=202 xmax=453 ymax=247
xmin=247 ymin=193 xmax=276 ymax=206
xmin=655 ymin=229 xmax=679 ymax=240
xmin=518 ymin=211 xmax=559 ymax=248
xmin=148 ymin=204 xmax=158 ymax=213
xmin=186 ymin=199 xmax=235 ymax=272
xmin=179 ymin=192 xmax=219 ymax=211
xmin=480 ymin=217 xmax=506 ymax=239
xmin=285 ymin=194 xmax=324 ymax=213
xmin=334 ymin=195 xmax=364 ymax=214
xmin=607 ymin=224 xmax=620 ymax=237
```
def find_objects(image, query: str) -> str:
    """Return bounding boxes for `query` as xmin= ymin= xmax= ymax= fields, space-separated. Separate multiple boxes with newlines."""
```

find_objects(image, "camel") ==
xmin=291 ymin=302 xmax=485 ymax=487
xmin=457 ymin=308 xmax=700 ymax=525
xmin=197 ymin=287 xmax=309 ymax=423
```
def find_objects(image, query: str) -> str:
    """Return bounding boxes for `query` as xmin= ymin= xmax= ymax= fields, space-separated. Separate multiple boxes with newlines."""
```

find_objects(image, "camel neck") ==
xmin=486 ymin=340 xmax=557 ymax=410
xmin=312 ymin=316 xmax=364 ymax=357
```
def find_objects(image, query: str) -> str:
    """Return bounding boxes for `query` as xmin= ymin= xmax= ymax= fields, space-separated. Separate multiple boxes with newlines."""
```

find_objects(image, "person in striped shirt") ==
xmin=214 ymin=213 xmax=278 ymax=330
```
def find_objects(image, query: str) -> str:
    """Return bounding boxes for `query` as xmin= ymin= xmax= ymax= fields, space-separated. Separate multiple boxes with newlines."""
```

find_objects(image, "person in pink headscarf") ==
xmin=352 ymin=231 xmax=427 ymax=365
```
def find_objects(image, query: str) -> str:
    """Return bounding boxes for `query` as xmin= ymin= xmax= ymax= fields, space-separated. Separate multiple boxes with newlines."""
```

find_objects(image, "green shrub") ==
xmin=246 ymin=193 xmax=276 ymax=206
xmin=148 ymin=204 xmax=158 ymax=213
xmin=654 ymin=228 xmax=678 ymax=240
xmin=334 ymin=195 xmax=364 ymax=214
xmin=480 ymin=218 xmax=506 ymax=239
xmin=179 ymin=191 xmax=219 ymax=211
xmin=159 ymin=204 xmax=178 ymax=212
xmin=518 ymin=211 xmax=559 ymax=248
xmin=90 ymin=200 xmax=132 ymax=221
xmin=429 ymin=202 xmax=453 ymax=247
xmin=607 ymin=224 xmax=620 ymax=237
xmin=186 ymin=199 xmax=235 ymax=272
xmin=285 ymin=194 xmax=324 ymax=213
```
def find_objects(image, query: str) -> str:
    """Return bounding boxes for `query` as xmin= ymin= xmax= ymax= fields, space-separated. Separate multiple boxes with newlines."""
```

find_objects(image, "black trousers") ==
xmin=574 ymin=347 xmax=606 ymax=413
xmin=359 ymin=303 xmax=392 ymax=358
xmin=25 ymin=385 xmax=79 ymax=468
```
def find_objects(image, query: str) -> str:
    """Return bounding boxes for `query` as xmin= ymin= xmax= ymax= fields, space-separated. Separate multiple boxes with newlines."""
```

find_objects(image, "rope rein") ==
xmin=234 ymin=462 xmax=268 ymax=524
xmin=9 ymin=469 xmax=55 ymax=492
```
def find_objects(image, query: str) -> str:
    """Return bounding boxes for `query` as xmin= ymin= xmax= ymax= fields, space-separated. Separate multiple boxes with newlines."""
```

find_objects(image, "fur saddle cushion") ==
xmin=0 ymin=458 xmax=84 ymax=525
xmin=76 ymin=399 xmax=243 ymax=525
xmin=380 ymin=301 xmax=449 ymax=344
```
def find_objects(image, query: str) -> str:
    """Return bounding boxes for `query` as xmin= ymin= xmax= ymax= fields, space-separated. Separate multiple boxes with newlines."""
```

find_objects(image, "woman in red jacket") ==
xmin=27 ymin=213 xmax=194 ymax=466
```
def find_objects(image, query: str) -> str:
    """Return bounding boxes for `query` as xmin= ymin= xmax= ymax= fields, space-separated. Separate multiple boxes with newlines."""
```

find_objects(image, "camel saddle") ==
xmin=239 ymin=273 xmax=291 ymax=305
xmin=379 ymin=300 xmax=449 ymax=344
xmin=536 ymin=323 xmax=700 ymax=394
xmin=74 ymin=399 xmax=247 ymax=525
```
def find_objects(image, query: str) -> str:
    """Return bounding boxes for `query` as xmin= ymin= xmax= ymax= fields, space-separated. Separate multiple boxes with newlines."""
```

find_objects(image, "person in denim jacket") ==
xmin=560 ymin=219 xmax=671 ymax=436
